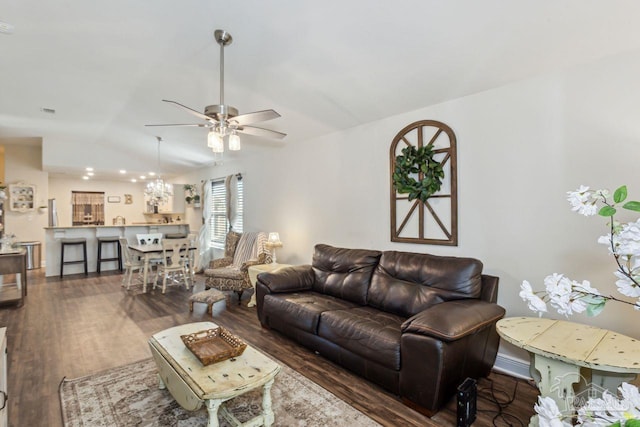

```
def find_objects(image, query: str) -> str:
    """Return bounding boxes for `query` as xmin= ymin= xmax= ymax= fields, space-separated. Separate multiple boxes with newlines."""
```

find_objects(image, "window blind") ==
xmin=209 ymin=176 xmax=243 ymax=249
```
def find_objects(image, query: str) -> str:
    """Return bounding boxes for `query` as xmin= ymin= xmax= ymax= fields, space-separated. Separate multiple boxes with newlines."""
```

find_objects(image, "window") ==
xmin=209 ymin=176 xmax=243 ymax=249
xmin=71 ymin=191 xmax=105 ymax=225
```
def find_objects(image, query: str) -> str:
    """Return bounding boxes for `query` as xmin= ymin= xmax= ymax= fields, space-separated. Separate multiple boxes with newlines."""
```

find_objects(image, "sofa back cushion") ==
xmin=368 ymin=251 xmax=483 ymax=318
xmin=312 ymin=244 xmax=382 ymax=305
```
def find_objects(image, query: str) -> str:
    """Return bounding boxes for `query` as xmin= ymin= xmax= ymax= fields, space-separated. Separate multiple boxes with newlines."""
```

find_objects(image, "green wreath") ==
xmin=392 ymin=145 xmax=444 ymax=203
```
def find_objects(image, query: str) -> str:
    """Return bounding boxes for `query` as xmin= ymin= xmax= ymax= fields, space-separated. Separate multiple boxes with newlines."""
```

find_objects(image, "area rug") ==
xmin=60 ymin=358 xmax=381 ymax=426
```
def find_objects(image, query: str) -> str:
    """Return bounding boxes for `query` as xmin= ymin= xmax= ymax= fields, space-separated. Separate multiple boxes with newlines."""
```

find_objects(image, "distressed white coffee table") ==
xmin=148 ymin=321 xmax=281 ymax=427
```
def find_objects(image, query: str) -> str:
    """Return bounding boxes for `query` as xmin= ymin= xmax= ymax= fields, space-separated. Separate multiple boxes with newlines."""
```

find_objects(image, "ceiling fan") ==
xmin=146 ymin=29 xmax=286 ymax=153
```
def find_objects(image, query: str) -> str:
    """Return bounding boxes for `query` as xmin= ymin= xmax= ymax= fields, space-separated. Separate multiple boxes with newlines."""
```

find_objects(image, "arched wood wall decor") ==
xmin=390 ymin=120 xmax=458 ymax=245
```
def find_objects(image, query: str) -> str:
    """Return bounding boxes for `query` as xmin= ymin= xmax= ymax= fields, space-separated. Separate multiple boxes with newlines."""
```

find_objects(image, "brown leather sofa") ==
xmin=256 ymin=244 xmax=505 ymax=415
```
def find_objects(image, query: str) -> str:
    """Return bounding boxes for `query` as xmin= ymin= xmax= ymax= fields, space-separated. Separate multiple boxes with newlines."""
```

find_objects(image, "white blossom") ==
xmin=572 ymin=280 xmax=601 ymax=296
xmin=593 ymin=189 xmax=610 ymax=200
xmin=614 ymin=270 xmax=640 ymax=298
xmin=617 ymin=219 xmax=640 ymax=257
xmin=568 ymin=186 xmax=598 ymax=216
xmin=619 ymin=382 xmax=640 ymax=409
xmin=520 ymin=281 xmax=548 ymax=315
xmin=534 ymin=396 xmax=567 ymax=427
xmin=597 ymin=233 xmax=617 ymax=255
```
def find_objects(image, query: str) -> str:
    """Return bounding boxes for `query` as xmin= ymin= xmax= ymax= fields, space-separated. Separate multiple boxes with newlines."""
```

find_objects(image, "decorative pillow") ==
xmin=225 ymin=231 xmax=242 ymax=258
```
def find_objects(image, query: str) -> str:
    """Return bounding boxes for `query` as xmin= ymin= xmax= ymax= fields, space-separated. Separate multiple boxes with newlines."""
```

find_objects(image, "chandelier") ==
xmin=145 ymin=137 xmax=173 ymax=205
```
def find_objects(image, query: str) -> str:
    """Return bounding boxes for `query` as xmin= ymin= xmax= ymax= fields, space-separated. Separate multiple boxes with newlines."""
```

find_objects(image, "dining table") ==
xmin=127 ymin=243 xmax=196 ymax=292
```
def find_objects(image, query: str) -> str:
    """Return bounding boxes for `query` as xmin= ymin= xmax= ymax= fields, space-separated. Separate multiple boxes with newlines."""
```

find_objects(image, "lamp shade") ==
xmin=267 ymin=232 xmax=282 ymax=247
xmin=208 ymin=131 xmax=224 ymax=153
xmin=229 ymin=133 xmax=241 ymax=151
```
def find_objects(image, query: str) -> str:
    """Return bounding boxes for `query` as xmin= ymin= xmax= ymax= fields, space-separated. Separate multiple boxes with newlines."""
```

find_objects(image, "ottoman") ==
xmin=189 ymin=289 xmax=226 ymax=314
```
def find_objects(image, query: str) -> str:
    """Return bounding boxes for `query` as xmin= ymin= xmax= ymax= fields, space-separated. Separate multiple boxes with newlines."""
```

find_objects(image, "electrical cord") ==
xmin=476 ymin=373 xmax=531 ymax=427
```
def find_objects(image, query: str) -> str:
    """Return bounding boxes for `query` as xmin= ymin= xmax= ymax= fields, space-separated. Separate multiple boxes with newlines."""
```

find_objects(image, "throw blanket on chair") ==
xmin=232 ymin=232 xmax=262 ymax=268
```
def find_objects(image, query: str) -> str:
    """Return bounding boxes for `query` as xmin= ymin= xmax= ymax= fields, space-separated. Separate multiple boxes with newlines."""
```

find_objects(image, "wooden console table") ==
xmin=497 ymin=317 xmax=640 ymax=422
xmin=0 ymin=250 xmax=27 ymax=307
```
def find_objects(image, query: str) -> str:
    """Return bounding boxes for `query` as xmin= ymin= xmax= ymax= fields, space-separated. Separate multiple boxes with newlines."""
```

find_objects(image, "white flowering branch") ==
xmin=521 ymin=185 xmax=640 ymax=318
xmin=534 ymin=382 xmax=640 ymax=426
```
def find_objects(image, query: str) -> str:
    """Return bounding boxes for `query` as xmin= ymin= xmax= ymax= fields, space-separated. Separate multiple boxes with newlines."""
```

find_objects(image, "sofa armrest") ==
xmin=208 ymin=257 xmax=233 ymax=270
xmin=257 ymin=265 xmax=314 ymax=293
xmin=401 ymin=299 xmax=505 ymax=342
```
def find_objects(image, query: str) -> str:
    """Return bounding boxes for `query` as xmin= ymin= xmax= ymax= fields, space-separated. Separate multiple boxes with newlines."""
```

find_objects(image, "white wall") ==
xmin=175 ymin=48 xmax=640 ymax=365
xmin=3 ymin=142 xmax=49 ymax=264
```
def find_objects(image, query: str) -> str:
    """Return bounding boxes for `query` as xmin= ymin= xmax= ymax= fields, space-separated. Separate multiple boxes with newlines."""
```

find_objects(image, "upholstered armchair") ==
xmin=204 ymin=231 xmax=272 ymax=303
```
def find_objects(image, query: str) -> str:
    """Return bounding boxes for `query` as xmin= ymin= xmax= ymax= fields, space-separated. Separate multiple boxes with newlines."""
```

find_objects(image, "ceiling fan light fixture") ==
xmin=209 ymin=131 xmax=224 ymax=153
xmin=146 ymin=28 xmax=285 ymax=157
xmin=229 ymin=132 xmax=241 ymax=151
xmin=207 ymin=130 xmax=216 ymax=148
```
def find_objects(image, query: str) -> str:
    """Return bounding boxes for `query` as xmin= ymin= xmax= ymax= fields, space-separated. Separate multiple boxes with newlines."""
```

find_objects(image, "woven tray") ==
xmin=180 ymin=327 xmax=247 ymax=366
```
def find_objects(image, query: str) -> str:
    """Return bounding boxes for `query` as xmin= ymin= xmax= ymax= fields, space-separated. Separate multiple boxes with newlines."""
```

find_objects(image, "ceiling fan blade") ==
xmin=145 ymin=123 xmax=207 ymax=127
xmin=237 ymin=125 xmax=287 ymax=140
xmin=162 ymin=99 xmax=213 ymax=122
xmin=230 ymin=109 xmax=280 ymax=126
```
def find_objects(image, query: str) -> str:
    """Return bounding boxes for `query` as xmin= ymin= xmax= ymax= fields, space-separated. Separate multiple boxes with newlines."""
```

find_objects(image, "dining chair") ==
xmin=153 ymin=238 xmax=191 ymax=294
xmin=136 ymin=233 xmax=163 ymax=245
xmin=118 ymin=237 xmax=145 ymax=289
xmin=136 ymin=233 xmax=164 ymax=271
xmin=186 ymin=232 xmax=198 ymax=281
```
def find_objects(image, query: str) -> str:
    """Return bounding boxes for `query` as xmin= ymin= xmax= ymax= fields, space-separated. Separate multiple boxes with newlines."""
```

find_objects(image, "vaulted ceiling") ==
xmin=2 ymin=1 xmax=640 ymax=180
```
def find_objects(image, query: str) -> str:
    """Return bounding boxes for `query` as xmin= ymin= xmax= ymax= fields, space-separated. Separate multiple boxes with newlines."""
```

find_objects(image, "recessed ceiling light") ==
xmin=82 ymin=176 xmax=89 ymax=180
xmin=0 ymin=21 xmax=15 ymax=35
xmin=86 ymin=167 xmax=93 ymax=172
xmin=148 ymin=172 xmax=156 ymax=176
xmin=140 ymin=175 xmax=146 ymax=180
xmin=87 ymin=172 xmax=94 ymax=176
xmin=131 ymin=178 xmax=137 ymax=183
xmin=119 ymin=170 xmax=127 ymax=174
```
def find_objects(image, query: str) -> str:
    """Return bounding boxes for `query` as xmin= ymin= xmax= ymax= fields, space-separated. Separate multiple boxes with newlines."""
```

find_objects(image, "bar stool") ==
xmin=97 ymin=236 xmax=123 ymax=273
xmin=60 ymin=238 xmax=88 ymax=277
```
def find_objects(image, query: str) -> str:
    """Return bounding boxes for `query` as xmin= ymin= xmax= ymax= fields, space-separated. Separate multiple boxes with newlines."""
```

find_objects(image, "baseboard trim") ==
xmin=492 ymin=353 xmax=531 ymax=380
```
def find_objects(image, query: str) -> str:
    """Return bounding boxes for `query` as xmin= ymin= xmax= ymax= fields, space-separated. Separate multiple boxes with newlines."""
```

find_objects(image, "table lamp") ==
xmin=265 ymin=232 xmax=283 ymax=264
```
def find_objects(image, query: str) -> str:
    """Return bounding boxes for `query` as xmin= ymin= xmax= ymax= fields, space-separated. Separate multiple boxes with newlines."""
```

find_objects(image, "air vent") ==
xmin=40 ymin=107 xmax=56 ymax=114
xmin=0 ymin=21 xmax=14 ymax=35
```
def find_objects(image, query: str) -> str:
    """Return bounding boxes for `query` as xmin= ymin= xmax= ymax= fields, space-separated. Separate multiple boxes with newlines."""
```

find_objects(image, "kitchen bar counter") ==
xmin=44 ymin=224 xmax=190 ymax=277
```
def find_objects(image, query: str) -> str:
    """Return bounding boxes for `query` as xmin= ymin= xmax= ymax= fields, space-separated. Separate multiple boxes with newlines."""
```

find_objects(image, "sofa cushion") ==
xmin=318 ymin=307 xmax=404 ymax=370
xmin=311 ymin=244 xmax=382 ymax=305
xmin=262 ymin=292 xmax=359 ymax=334
xmin=368 ymin=251 xmax=483 ymax=318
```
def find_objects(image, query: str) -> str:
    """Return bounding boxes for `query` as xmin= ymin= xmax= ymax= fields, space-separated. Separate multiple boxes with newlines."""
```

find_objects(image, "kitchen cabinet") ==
xmin=0 ymin=250 xmax=26 ymax=307
xmin=8 ymin=183 xmax=35 ymax=212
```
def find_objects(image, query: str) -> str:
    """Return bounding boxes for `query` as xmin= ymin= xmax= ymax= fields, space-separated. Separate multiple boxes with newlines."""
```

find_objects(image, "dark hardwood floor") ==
xmin=0 ymin=269 xmax=538 ymax=426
